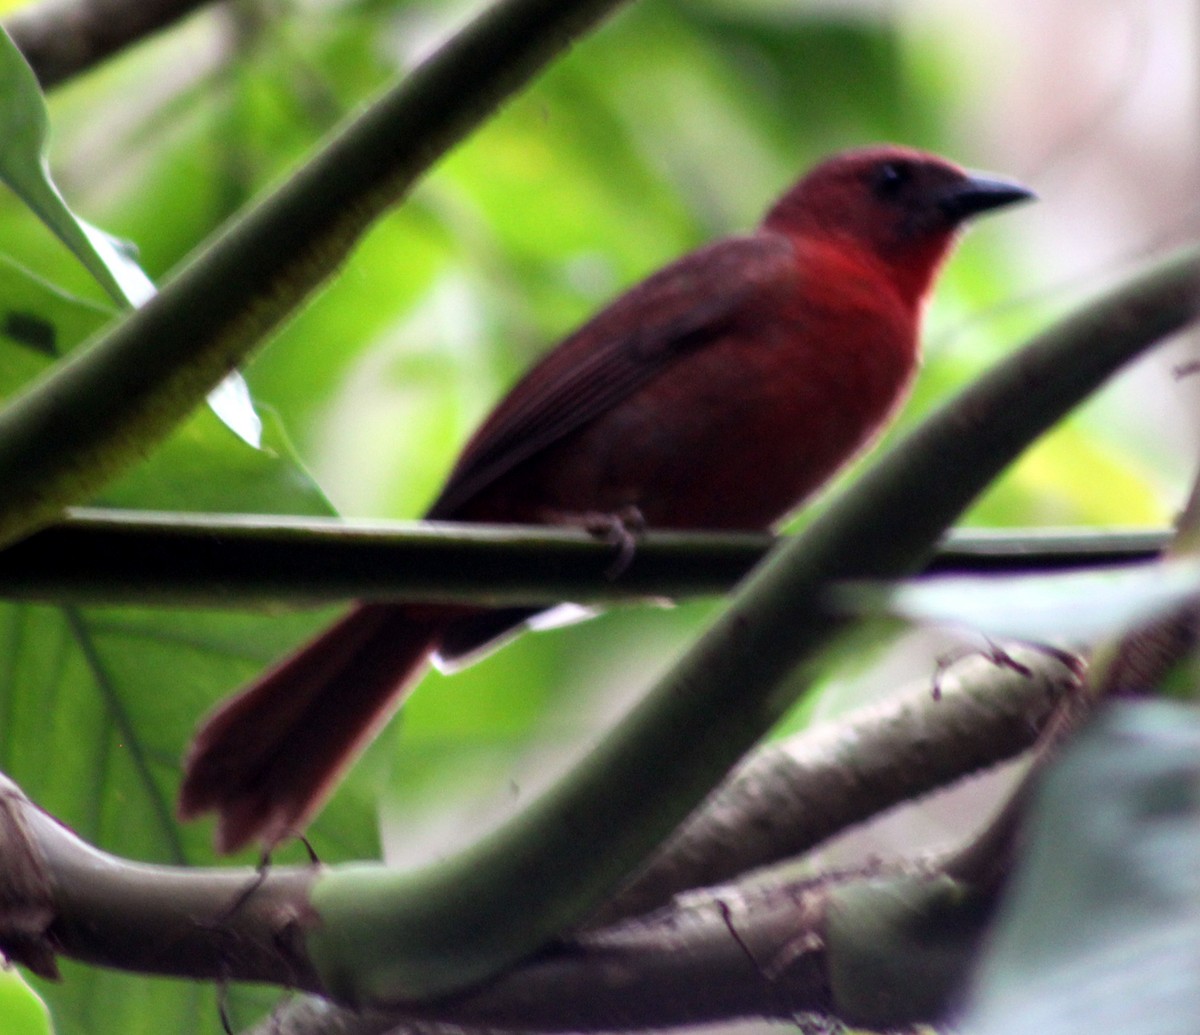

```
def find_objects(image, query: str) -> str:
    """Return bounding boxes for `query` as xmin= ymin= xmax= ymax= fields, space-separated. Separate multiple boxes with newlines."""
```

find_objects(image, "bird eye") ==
xmin=872 ymin=161 xmax=910 ymax=196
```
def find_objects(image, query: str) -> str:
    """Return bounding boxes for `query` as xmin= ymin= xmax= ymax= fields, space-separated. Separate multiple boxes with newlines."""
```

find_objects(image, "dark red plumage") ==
xmin=178 ymin=145 xmax=1032 ymax=852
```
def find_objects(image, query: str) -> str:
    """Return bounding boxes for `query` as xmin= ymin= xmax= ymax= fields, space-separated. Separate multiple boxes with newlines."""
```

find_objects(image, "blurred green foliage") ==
xmin=0 ymin=970 xmax=50 ymax=1035
xmin=0 ymin=1 xmax=1181 ymax=1032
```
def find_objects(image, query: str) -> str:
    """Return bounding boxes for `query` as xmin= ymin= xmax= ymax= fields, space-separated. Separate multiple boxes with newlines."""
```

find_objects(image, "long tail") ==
xmin=178 ymin=602 xmax=454 ymax=853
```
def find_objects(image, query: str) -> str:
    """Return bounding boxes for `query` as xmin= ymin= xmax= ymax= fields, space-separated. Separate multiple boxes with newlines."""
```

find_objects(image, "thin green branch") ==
xmin=0 ymin=508 xmax=768 ymax=607
xmin=0 ymin=508 xmax=1169 ymax=608
xmin=0 ymin=0 xmax=631 ymax=549
xmin=926 ymin=526 xmax=1169 ymax=572
xmin=304 ymin=250 xmax=1200 ymax=1005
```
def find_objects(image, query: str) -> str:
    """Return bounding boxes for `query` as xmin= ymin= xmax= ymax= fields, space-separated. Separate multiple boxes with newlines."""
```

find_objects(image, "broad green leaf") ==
xmin=0 ymin=284 xmax=332 ymax=517
xmin=963 ymin=702 xmax=1200 ymax=1035
xmin=3 ymin=412 xmax=360 ymax=1033
xmin=97 ymin=406 xmax=330 ymax=515
xmin=0 ymin=255 xmax=115 ymax=388
xmin=0 ymin=26 xmax=263 ymax=444
xmin=844 ymin=557 xmax=1200 ymax=644
xmin=4 ymin=593 xmax=377 ymax=1035
xmin=0 ymin=29 xmax=146 ymax=308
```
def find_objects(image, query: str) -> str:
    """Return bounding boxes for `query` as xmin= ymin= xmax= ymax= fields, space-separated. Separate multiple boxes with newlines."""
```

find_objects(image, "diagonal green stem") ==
xmin=306 ymin=249 xmax=1200 ymax=1005
xmin=0 ymin=0 xmax=631 ymax=548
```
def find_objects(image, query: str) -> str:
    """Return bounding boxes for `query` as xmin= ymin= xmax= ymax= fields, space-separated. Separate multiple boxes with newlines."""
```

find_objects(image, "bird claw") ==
xmin=541 ymin=505 xmax=646 ymax=579
xmin=584 ymin=505 xmax=645 ymax=579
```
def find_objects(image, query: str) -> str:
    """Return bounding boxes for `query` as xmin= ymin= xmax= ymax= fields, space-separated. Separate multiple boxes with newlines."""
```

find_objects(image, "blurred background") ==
xmin=0 ymin=0 xmax=1197 ymax=1030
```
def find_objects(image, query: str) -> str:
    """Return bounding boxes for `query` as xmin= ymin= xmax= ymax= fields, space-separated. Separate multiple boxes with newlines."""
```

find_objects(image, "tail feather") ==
xmin=178 ymin=603 xmax=453 ymax=853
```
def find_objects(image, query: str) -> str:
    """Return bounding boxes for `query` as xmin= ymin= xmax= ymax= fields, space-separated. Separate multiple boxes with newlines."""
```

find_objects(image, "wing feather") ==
xmin=427 ymin=233 xmax=795 ymax=518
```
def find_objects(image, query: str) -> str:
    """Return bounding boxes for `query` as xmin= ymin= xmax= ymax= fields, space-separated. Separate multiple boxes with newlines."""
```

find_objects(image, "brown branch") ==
xmin=248 ymin=871 xmax=858 ymax=1035
xmin=4 ymin=624 xmax=1170 ymax=1034
xmin=3 ymin=0 xmax=219 ymax=88
xmin=253 ymin=862 xmax=985 ymax=1034
xmin=590 ymin=644 xmax=1078 ymax=926
xmin=404 ymin=875 xmax=844 ymax=1032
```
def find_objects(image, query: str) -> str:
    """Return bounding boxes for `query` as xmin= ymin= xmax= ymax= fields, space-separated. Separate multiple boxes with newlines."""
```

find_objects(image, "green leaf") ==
xmin=0 ymin=29 xmax=148 ymax=308
xmin=5 ymin=598 xmax=375 ymax=1034
xmin=0 ymin=256 xmax=115 ymax=383
xmin=962 ymin=701 xmax=1200 ymax=1035
xmin=0 ymin=27 xmax=266 ymax=445
xmin=0 ymin=276 xmax=332 ymax=517
xmin=97 ymin=406 xmax=331 ymax=516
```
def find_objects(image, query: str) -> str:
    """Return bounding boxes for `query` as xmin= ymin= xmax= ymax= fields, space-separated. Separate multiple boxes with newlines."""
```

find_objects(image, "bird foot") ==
xmin=543 ymin=505 xmax=646 ymax=579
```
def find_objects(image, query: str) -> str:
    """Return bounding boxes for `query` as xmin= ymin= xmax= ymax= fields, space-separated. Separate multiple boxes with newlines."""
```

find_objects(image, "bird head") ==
xmin=765 ymin=146 xmax=1034 ymax=306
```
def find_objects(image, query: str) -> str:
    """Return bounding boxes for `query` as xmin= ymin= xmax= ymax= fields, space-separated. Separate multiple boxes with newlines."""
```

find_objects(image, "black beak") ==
xmin=939 ymin=172 xmax=1035 ymax=225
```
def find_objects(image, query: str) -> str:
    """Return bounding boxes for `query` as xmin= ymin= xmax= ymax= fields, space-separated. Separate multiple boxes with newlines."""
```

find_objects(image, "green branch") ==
xmin=0 ymin=508 xmax=766 ymax=606
xmin=0 ymin=0 xmax=631 ymax=548
xmin=305 ymin=249 xmax=1200 ymax=1005
xmin=0 ymin=508 xmax=1167 ymax=607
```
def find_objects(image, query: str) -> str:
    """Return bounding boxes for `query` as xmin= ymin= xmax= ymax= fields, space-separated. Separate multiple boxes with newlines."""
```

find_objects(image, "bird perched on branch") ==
xmin=179 ymin=145 xmax=1033 ymax=853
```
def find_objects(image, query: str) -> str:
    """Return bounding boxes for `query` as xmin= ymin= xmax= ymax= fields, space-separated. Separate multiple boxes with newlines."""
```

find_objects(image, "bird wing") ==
xmin=426 ymin=233 xmax=796 ymax=518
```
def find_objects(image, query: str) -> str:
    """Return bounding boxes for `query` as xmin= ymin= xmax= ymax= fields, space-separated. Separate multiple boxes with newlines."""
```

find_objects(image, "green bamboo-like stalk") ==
xmin=305 ymin=249 xmax=1200 ymax=1005
xmin=0 ymin=0 xmax=630 ymax=549
xmin=0 ymin=509 xmax=1166 ymax=607
xmin=0 ymin=509 xmax=767 ymax=606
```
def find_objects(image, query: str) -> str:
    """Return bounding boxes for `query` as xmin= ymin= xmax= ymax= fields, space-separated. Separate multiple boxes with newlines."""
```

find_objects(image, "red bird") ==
xmin=179 ymin=146 xmax=1032 ymax=852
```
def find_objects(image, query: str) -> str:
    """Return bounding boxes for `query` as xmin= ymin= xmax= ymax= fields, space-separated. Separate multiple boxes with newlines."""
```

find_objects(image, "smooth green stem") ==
xmin=0 ymin=508 xmax=766 ymax=606
xmin=0 ymin=508 xmax=1167 ymax=607
xmin=0 ymin=0 xmax=630 ymax=548
xmin=307 ymin=249 xmax=1200 ymax=1004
